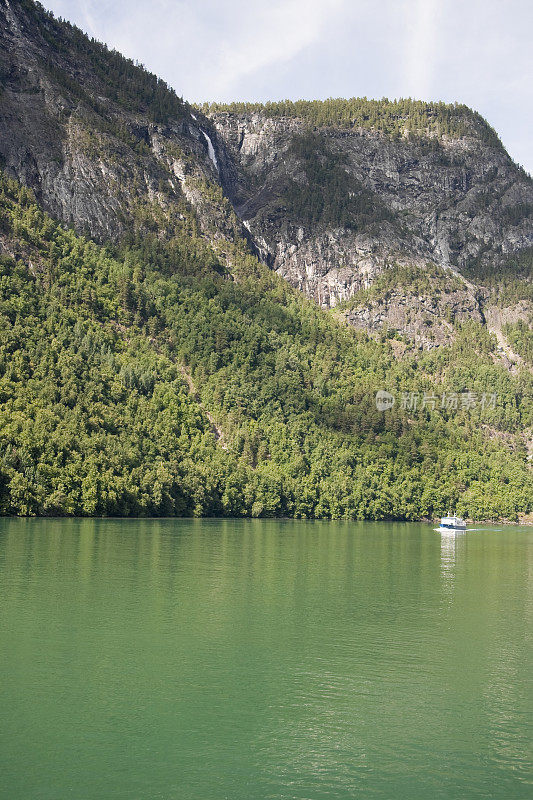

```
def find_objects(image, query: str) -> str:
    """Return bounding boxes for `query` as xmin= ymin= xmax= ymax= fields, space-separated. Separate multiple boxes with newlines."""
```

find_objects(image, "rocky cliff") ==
xmin=0 ymin=0 xmax=245 ymax=249
xmin=208 ymin=106 xmax=532 ymax=318
xmin=1 ymin=0 xmax=532 ymax=351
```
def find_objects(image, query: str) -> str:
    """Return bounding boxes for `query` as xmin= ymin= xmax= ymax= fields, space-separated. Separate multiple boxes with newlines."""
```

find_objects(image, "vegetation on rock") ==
xmin=204 ymin=98 xmax=504 ymax=147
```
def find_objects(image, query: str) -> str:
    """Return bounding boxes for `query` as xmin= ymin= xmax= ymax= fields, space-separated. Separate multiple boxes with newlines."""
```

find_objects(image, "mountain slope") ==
xmin=2 ymin=1 xmax=531 ymax=338
xmin=1 ymin=171 xmax=531 ymax=519
xmin=0 ymin=0 xmax=245 ymax=250
xmin=0 ymin=0 xmax=531 ymax=520
xmin=208 ymin=101 xmax=533 ymax=314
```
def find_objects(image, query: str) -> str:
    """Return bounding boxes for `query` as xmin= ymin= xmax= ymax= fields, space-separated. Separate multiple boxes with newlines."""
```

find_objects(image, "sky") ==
xmin=44 ymin=0 xmax=533 ymax=173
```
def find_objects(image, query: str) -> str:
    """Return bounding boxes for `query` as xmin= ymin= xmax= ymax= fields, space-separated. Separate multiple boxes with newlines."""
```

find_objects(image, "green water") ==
xmin=0 ymin=519 xmax=531 ymax=800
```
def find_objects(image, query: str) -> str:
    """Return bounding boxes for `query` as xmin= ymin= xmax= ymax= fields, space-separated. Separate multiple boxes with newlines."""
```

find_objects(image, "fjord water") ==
xmin=1 ymin=520 xmax=531 ymax=800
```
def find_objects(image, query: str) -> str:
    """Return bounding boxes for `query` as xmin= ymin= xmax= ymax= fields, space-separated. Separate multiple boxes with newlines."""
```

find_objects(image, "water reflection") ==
xmin=440 ymin=529 xmax=458 ymax=560
xmin=439 ymin=530 xmax=463 ymax=596
xmin=0 ymin=519 xmax=531 ymax=800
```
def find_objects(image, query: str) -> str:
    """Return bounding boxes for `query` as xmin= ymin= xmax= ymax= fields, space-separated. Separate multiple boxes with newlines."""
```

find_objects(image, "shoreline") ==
xmin=1 ymin=514 xmax=532 ymax=526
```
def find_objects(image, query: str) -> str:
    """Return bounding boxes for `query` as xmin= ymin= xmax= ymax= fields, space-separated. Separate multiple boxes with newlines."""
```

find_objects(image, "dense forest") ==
xmin=503 ymin=320 xmax=533 ymax=366
xmin=1 ymin=172 xmax=531 ymax=520
xmin=280 ymin=132 xmax=396 ymax=231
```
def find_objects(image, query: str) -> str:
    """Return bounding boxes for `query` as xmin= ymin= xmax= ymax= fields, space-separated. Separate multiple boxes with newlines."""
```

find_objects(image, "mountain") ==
xmin=208 ymin=100 xmax=532 ymax=299
xmin=0 ymin=0 xmax=243 ymax=244
xmin=206 ymin=102 xmax=533 ymax=351
xmin=0 ymin=0 xmax=531 ymax=520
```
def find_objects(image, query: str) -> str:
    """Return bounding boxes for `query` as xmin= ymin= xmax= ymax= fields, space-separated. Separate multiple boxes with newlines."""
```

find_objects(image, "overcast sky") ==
xmin=44 ymin=0 xmax=532 ymax=173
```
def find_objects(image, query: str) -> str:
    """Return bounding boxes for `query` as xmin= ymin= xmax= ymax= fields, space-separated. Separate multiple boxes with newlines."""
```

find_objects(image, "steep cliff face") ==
xmin=0 ymin=0 xmax=242 ymax=248
xmin=341 ymin=281 xmax=483 ymax=351
xmin=210 ymin=108 xmax=533 ymax=316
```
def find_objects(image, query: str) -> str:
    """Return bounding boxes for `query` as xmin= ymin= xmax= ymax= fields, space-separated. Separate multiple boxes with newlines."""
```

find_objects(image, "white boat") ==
xmin=439 ymin=514 xmax=466 ymax=532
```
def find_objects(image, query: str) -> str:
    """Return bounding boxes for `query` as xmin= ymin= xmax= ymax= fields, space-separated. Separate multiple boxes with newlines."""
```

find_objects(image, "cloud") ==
xmin=209 ymin=0 xmax=348 ymax=98
xmin=403 ymin=0 xmax=442 ymax=99
xmin=76 ymin=0 xmax=98 ymax=38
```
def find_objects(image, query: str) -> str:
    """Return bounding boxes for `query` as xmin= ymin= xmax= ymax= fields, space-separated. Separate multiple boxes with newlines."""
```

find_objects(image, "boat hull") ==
xmin=439 ymin=515 xmax=466 ymax=532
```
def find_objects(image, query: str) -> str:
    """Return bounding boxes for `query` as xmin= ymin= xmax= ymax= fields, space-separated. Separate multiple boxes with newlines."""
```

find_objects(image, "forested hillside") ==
xmin=1 ymin=173 xmax=531 ymax=519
